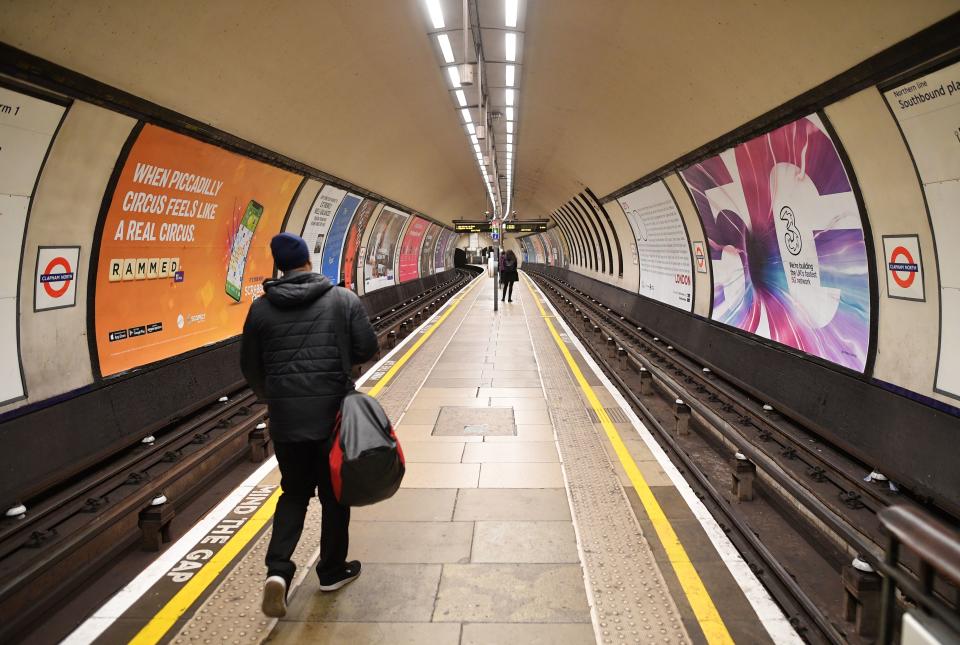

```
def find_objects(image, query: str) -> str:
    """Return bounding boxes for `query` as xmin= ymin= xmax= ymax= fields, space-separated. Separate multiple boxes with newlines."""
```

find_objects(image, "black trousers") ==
xmin=266 ymin=440 xmax=350 ymax=583
xmin=501 ymin=280 xmax=514 ymax=300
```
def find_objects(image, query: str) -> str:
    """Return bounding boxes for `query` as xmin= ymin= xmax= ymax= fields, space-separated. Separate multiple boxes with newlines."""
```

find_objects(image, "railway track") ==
xmin=525 ymin=268 xmax=946 ymax=644
xmin=0 ymin=268 xmax=478 ymax=643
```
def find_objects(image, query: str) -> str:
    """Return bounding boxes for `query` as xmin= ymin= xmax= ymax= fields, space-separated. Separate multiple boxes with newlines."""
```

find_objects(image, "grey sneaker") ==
xmin=262 ymin=575 xmax=287 ymax=617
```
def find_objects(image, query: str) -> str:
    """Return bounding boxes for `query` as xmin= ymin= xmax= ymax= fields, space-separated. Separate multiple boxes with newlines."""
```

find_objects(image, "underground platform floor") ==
xmin=85 ymin=275 xmax=795 ymax=645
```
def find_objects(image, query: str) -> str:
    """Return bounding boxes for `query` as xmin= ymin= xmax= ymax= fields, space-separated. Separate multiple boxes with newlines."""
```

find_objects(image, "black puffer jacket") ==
xmin=240 ymin=272 xmax=379 ymax=442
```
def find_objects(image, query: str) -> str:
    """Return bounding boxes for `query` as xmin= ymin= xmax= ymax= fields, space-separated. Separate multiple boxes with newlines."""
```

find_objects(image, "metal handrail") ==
xmin=877 ymin=505 xmax=960 ymax=643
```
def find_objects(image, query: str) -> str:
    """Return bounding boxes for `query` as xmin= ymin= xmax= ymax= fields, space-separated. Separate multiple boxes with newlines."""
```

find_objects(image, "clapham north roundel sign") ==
xmin=35 ymin=246 xmax=81 ymax=311
xmin=882 ymin=235 xmax=924 ymax=302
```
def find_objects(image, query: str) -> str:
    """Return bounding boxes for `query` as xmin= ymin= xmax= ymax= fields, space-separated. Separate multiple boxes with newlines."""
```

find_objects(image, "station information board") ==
xmin=454 ymin=221 xmax=491 ymax=233
xmin=504 ymin=220 xmax=549 ymax=233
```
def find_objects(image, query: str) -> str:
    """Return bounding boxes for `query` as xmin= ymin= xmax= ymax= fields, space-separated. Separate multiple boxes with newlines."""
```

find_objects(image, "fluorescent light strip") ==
xmin=505 ymin=0 xmax=518 ymax=27
xmin=506 ymin=122 xmax=514 ymax=133
xmin=505 ymin=64 xmax=515 ymax=87
xmin=506 ymin=107 xmax=514 ymax=120
xmin=505 ymin=88 xmax=515 ymax=106
xmin=447 ymin=66 xmax=461 ymax=88
xmin=466 ymin=122 xmax=476 ymax=134
xmin=470 ymin=134 xmax=478 ymax=144
xmin=437 ymin=34 xmax=455 ymax=63
xmin=460 ymin=108 xmax=470 ymax=122
xmin=507 ymin=134 xmax=513 ymax=143
xmin=505 ymin=33 xmax=517 ymax=62
xmin=455 ymin=89 xmax=467 ymax=107
xmin=426 ymin=0 xmax=444 ymax=28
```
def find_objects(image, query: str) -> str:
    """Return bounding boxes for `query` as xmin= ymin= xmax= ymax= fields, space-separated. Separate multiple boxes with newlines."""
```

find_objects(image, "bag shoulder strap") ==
xmin=330 ymin=287 xmax=354 ymax=387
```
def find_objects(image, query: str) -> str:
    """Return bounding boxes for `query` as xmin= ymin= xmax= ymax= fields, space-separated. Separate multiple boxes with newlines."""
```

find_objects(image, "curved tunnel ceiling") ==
xmin=2 ymin=1 xmax=957 ymax=224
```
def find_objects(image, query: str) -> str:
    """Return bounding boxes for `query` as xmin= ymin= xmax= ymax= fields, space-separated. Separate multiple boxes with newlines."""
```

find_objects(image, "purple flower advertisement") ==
xmin=680 ymin=114 xmax=870 ymax=371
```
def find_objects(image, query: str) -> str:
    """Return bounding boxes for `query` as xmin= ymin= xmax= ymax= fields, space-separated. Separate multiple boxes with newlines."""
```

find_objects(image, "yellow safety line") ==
xmin=523 ymin=276 xmax=734 ymax=645
xmin=129 ymin=488 xmax=281 ymax=645
xmin=130 ymin=276 xmax=481 ymax=644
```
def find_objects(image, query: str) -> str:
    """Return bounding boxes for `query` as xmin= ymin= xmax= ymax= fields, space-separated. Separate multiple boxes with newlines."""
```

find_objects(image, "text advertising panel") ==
xmin=341 ymin=198 xmax=378 ymax=292
xmin=320 ymin=192 xmax=361 ymax=285
xmin=301 ymin=184 xmax=346 ymax=270
xmin=364 ymin=206 xmax=408 ymax=293
xmin=434 ymin=229 xmax=452 ymax=272
xmin=680 ymin=114 xmax=871 ymax=372
xmin=94 ymin=124 xmax=301 ymax=376
xmin=398 ymin=216 xmax=429 ymax=283
xmin=617 ymin=181 xmax=694 ymax=311
xmin=419 ymin=223 xmax=440 ymax=277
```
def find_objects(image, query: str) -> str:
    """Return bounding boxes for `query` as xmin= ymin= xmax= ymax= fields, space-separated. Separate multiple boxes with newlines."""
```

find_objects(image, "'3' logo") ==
xmin=779 ymin=206 xmax=802 ymax=256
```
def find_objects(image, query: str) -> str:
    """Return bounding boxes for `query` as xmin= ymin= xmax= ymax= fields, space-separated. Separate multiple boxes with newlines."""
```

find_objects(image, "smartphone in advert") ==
xmin=225 ymin=200 xmax=263 ymax=301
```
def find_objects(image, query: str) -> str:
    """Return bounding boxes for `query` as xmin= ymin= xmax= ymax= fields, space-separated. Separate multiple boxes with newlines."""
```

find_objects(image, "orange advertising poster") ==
xmin=94 ymin=124 xmax=302 ymax=376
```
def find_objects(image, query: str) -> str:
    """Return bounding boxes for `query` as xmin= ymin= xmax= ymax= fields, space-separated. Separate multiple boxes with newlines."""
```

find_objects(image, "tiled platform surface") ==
xmin=173 ymin=275 xmax=779 ymax=645
xmin=270 ymin=278 xmax=596 ymax=644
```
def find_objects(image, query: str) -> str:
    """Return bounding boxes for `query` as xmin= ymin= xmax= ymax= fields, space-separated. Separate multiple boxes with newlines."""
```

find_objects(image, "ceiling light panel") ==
xmin=437 ymin=34 xmax=455 ymax=63
xmin=505 ymin=88 xmax=515 ymax=106
xmin=426 ymin=0 xmax=444 ymax=28
xmin=505 ymin=0 xmax=518 ymax=27
xmin=460 ymin=108 xmax=470 ymax=122
xmin=505 ymin=33 xmax=517 ymax=62
xmin=455 ymin=89 xmax=467 ymax=107
xmin=447 ymin=66 xmax=461 ymax=88
xmin=505 ymin=64 xmax=515 ymax=87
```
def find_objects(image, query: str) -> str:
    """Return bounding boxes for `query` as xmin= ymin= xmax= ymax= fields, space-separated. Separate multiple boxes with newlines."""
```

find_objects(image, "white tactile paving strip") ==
xmin=169 ymin=505 xmax=322 ymax=645
xmin=520 ymin=283 xmax=691 ymax=645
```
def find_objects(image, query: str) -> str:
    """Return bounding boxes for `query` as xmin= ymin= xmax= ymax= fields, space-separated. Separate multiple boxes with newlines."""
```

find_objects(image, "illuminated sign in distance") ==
xmin=503 ymin=219 xmax=549 ymax=232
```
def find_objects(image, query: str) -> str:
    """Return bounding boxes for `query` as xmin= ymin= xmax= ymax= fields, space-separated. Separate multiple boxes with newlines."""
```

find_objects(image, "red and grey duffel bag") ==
xmin=329 ymin=390 xmax=405 ymax=506
xmin=327 ymin=287 xmax=405 ymax=506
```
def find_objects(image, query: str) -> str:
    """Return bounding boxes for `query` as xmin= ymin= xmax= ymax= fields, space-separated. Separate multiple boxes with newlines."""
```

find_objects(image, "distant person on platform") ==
xmin=241 ymin=232 xmax=378 ymax=618
xmin=500 ymin=249 xmax=519 ymax=302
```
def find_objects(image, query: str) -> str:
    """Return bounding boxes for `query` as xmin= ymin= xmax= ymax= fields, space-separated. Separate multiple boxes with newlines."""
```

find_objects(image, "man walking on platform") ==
xmin=241 ymin=232 xmax=379 ymax=618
